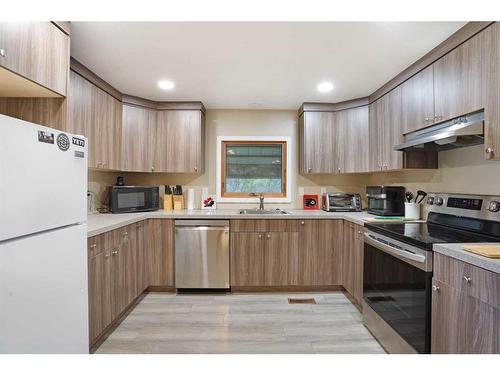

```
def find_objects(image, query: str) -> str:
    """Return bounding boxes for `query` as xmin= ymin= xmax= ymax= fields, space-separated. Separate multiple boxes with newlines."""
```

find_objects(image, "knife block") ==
xmin=173 ymin=195 xmax=184 ymax=210
xmin=163 ymin=194 xmax=173 ymax=210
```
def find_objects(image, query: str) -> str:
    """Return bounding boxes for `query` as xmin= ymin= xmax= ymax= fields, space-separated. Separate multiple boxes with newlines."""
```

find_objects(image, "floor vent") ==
xmin=288 ymin=297 xmax=316 ymax=304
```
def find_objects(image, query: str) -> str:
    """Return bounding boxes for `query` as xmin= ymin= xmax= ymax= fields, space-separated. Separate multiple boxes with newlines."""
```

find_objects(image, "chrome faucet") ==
xmin=259 ymin=194 xmax=265 ymax=210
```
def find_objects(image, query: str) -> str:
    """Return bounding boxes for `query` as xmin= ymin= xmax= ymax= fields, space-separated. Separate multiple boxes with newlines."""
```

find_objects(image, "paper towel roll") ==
xmin=187 ymin=188 xmax=195 ymax=210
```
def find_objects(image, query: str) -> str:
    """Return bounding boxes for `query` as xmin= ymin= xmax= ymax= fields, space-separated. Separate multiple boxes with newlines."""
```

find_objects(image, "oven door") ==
xmin=363 ymin=231 xmax=432 ymax=353
xmin=111 ymin=187 xmax=159 ymax=213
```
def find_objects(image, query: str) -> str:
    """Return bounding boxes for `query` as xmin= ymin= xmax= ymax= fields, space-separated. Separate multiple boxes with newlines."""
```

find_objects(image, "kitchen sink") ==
xmin=238 ymin=208 xmax=289 ymax=215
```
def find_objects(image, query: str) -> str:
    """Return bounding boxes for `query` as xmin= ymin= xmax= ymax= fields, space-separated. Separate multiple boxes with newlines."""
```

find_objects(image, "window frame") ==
xmin=216 ymin=136 xmax=292 ymax=203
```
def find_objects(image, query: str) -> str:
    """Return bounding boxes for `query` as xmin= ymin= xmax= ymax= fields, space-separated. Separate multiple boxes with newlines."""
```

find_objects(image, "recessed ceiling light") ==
xmin=158 ymin=80 xmax=175 ymax=90
xmin=317 ymin=81 xmax=334 ymax=93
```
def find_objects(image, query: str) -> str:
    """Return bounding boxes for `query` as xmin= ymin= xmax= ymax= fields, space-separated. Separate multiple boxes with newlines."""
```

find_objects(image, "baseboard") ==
xmin=147 ymin=286 xmax=176 ymax=293
xmin=230 ymin=285 xmax=343 ymax=293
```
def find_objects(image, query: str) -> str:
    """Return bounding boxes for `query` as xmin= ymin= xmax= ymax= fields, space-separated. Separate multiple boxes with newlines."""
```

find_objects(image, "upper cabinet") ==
xmin=156 ymin=110 xmax=205 ymax=173
xmin=67 ymin=70 xmax=122 ymax=170
xmin=299 ymin=105 xmax=368 ymax=174
xmin=433 ymin=31 xmax=484 ymax=124
xmin=121 ymin=104 xmax=157 ymax=172
xmin=368 ymin=87 xmax=404 ymax=171
xmin=482 ymin=22 xmax=500 ymax=160
xmin=401 ymin=65 xmax=435 ymax=134
xmin=121 ymin=101 xmax=206 ymax=173
xmin=0 ymin=22 xmax=70 ymax=97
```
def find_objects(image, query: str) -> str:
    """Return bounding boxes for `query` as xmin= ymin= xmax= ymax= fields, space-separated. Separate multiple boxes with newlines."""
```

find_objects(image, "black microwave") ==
xmin=110 ymin=186 xmax=159 ymax=213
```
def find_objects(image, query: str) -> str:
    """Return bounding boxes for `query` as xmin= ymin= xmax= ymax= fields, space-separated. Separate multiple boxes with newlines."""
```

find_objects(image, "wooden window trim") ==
xmin=221 ymin=140 xmax=287 ymax=198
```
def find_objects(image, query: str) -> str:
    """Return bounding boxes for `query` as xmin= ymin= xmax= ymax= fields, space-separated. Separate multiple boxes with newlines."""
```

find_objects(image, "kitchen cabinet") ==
xmin=297 ymin=219 xmax=343 ymax=286
xmin=431 ymin=253 xmax=500 ymax=353
xmin=145 ymin=219 xmax=175 ymax=286
xmin=67 ymin=70 xmax=122 ymax=170
xmin=121 ymin=104 xmax=158 ymax=172
xmin=155 ymin=110 xmax=205 ymax=173
xmin=230 ymin=232 xmax=266 ymax=286
xmin=483 ymin=22 xmax=500 ymax=160
xmin=401 ymin=65 xmax=435 ymax=134
xmin=341 ymin=106 xmax=369 ymax=173
xmin=342 ymin=221 xmax=363 ymax=306
xmin=0 ymin=22 xmax=70 ymax=97
xmin=299 ymin=111 xmax=344 ymax=174
xmin=433 ymin=30 xmax=484 ymax=124
xmin=230 ymin=220 xmax=299 ymax=287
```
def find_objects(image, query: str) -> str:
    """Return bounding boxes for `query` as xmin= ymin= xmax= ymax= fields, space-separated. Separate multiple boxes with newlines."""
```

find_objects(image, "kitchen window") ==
xmin=218 ymin=138 xmax=290 ymax=201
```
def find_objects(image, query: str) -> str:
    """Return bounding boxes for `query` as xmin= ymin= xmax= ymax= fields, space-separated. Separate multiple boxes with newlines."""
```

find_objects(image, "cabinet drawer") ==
xmin=265 ymin=220 xmax=299 ymax=232
xmin=434 ymin=253 xmax=500 ymax=309
xmin=230 ymin=220 xmax=266 ymax=232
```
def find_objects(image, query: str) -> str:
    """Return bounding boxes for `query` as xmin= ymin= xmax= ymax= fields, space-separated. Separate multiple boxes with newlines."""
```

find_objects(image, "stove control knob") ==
xmin=435 ymin=197 xmax=444 ymax=206
xmin=427 ymin=197 xmax=435 ymax=205
xmin=488 ymin=201 xmax=500 ymax=212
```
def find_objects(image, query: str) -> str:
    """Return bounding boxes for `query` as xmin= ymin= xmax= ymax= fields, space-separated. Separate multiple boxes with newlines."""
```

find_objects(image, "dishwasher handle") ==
xmin=175 ymin=219 xmax=229 ymax=227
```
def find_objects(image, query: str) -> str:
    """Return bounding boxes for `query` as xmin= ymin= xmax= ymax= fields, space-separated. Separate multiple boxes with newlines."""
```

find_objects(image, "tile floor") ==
xmin=95 ymin=292 xmax=385 ymax=354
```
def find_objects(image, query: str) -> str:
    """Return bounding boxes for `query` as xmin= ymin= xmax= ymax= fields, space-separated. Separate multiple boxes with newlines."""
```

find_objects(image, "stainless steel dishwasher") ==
xmin=175 ymin=220 xmax=230 ymax=289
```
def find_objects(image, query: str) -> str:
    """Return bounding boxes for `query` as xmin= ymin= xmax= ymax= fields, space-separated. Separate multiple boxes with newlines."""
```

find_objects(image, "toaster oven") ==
xmin=322 ymin=193 xmax=362 ymax=212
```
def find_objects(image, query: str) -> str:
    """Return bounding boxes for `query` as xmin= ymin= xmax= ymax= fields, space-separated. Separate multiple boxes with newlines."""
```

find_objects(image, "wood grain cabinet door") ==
xmin=401 ymin=65 xmax=435 ymax=134
xmin=482 ymin=22 xmax=500 ymax=160
xmin=110 ymin=244 xmax=126 ymax=318
xmin=0 ymin=22 xmax=69 ymax=96
xmin=155 ymin=110 xmax=205 ymax=173
xmin=368 ymin=101 xmax=383 ymax=172
xmin=145 ymin=219 xmax=175 ymax=286
xmin=433 ymin=31 xmax=484 ymax=123
xmin=230 ymin=232 xmax=265 ymax=286
xmin=382 ymin=86 xmax=404 ymax=171
xmin=298 ymin=220 xmax=343 ymax=286
xmin=263 ymin=231 xmax=299 ymax=286
xmin=300 ymin=112 xmax=343 ymax=174
xmin=121 ymin=104 xmax=157 ymax=172
xmin=342 ymin=106 xmax=369 ymax=173
xmin=121 ymin=226 xmax=138 ymax=307
xmin=133 ymin=221 xmax=147 ymax=294
xmin=88 ymin=250 xmax=112 ymax=344
xmin=431 ymin=278 xmax=499 ymax=354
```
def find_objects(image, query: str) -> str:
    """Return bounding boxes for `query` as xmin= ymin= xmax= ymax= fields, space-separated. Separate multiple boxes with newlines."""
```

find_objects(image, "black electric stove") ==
xmin=365 ymin=212 xmax=500 ymax=251
xmin=362 ymin=193 xmax=500 ymax=354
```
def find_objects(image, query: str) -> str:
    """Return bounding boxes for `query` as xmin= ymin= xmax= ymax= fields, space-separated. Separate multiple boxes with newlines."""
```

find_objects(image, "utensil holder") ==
xmin=404 ymin=202 xmax=420 ymax=220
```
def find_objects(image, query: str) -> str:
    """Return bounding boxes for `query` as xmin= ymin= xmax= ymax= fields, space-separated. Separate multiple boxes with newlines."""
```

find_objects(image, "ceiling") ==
xmin=70 ymin=22 xmax=466 ymax=109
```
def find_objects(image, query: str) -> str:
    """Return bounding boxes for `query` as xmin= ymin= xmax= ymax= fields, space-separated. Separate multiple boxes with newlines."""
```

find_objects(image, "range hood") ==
xmin=394 ymin=111 xmax=484 ymax=152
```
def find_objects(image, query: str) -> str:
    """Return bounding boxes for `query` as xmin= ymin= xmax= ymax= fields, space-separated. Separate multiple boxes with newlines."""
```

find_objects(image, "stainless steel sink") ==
xmin=238 ymin=208 xmax=289 ymax=215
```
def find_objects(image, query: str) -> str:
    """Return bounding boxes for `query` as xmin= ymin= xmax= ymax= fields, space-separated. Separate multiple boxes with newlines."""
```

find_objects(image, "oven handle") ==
xmin=366 ymin=194 xmax=387 ymax=199
xmin=364 ymin=232 xmax=426 ymax=263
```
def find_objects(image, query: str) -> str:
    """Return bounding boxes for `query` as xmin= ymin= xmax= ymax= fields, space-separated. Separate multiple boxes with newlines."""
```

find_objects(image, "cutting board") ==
xmin=364 ymin=216 xmax=407 ymax=223
xmin=462 ymin=245 xmax=500 ymax=258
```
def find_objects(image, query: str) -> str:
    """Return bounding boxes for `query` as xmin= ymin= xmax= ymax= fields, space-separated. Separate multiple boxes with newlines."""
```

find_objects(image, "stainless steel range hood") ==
xmin=394 ymin=111 xmax=484 ymax=152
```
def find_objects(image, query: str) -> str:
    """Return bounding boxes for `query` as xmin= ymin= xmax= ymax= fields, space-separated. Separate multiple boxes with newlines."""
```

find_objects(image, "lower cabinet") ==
xmin=87 ymin=219 xmax=174 ymax=346
xmin=342 ymin=221 xmax=364 ymax=306
xmin=230 ymin=219 xmax=343 ymax=287
xmin=431 ymin=253 xmax=500 ymax=353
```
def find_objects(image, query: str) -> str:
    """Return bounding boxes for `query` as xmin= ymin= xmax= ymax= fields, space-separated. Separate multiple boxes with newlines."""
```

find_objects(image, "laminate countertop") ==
xmin=87 ymin=209 xmax=376 ymax=237
xmin=433 ymin=243 xmax=500 ymax=275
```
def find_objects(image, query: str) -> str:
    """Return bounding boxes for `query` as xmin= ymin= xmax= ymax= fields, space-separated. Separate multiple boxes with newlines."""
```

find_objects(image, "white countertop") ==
xmin=87 ymin=209 xmax=375 ymax=237
xmin=433 ymin=243 xmax=500 ymax=275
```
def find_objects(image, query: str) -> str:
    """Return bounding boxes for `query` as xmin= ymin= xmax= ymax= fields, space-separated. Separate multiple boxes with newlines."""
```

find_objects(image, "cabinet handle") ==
xmin=105 ymin=253 xmax=110 ymax=258
xmin=258 ymin=234 xmax=262 ymax=239
xmin=0 ymin=49 xmax=5 ymax=57
xmin=96 ymin=162 xmax=102 ymax=168
xmin=463 ymin=275 xmax=472 ymax=284
xmin=112 ymin=249 xmax=118 ymax=255
xmin=151 ymin=166 xmax=155 ymax=172
xmin=434 ymin=115 xmax=442 ymax=122
xmin=300 ymin=221 xmax=305 ymax=225
xmin=337 ymin=167 xmax=341 ymax=173
xmin=123 ymin=231 xmax=128 ymax=236
xmin=194 ymin=167 xmax=198 ymax=172
xmin=308 ymin=167 xmax=312 ymax=173
xmin=486 ymin=147 xmax=494 ymax=155
xmin=432 ymin=285 xmax=440 ymax=292
xmin=266 ymin=234 xmax=271 ymax=239
xmin=90 ymin=244 xmax=97 ymax=249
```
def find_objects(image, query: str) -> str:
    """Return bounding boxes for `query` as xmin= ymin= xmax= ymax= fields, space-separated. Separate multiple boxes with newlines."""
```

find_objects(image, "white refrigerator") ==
xmin=0 ymin=114 xmax=89 ymax=353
